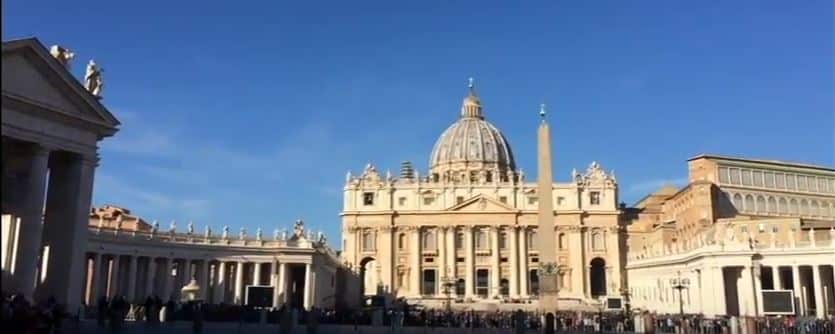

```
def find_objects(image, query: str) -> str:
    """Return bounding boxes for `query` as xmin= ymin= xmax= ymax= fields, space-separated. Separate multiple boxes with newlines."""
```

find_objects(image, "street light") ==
xmin=669 ymin=271 xmax=691 ymax=317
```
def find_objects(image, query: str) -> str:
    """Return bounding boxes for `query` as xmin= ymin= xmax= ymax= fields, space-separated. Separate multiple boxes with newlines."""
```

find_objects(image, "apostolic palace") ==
xmin=2 ymin=38 xmax=834 ymax=320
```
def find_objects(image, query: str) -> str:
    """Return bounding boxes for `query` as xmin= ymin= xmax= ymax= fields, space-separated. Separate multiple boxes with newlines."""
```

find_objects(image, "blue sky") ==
xmin=6 ymin=1 xmax=833 ymax=248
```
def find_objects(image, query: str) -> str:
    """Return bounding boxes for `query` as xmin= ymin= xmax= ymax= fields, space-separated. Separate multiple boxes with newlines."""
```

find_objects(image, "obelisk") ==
xmin=536 ymin=104 xmax=559 ymax=321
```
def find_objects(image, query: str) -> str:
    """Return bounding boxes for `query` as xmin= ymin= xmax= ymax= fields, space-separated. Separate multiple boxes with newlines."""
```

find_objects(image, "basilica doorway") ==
xmin=590 ymin=258 xmax=607 ymax=297
xmin=360 ymin=257 xmax=377 ymax=296
xmin=288 ymin=264 xmax=307 ymax=309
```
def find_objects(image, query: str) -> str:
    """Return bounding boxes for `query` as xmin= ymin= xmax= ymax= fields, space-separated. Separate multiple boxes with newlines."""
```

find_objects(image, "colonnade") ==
xmin=81 ymin=252 xmax=316 ymax=309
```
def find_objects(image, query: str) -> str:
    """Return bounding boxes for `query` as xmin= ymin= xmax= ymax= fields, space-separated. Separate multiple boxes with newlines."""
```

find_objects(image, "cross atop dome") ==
xmin=462 ymin=77 xmax=483 ymax=119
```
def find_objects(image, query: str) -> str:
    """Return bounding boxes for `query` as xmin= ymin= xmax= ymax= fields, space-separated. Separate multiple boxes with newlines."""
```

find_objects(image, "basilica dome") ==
xmin=428 ymin=84 xmax=516 ymax=178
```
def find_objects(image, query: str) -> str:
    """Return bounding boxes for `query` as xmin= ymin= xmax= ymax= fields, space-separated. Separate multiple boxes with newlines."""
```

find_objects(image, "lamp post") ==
xmin=670 ymin=271 xmax=691 ymax=317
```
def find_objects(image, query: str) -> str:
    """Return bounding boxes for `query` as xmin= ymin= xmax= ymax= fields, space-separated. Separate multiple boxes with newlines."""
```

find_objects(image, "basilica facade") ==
xmin=341 ymin=84 xmax=624 ymax=309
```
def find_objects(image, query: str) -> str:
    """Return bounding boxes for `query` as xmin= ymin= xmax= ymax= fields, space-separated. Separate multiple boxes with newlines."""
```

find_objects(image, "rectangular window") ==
xmin=729 ymin=168 xmax=741 ymax=184
xmin=422 ymin=270 xmax=436 ymax=296
xmin=456 ymin=196 xmax=464 ymax=204
xmin=752 ymin=171 xmax=763 ymax=187
xmin=455 ymin=233 xmax=464 ymax=250
xmin=786 ymin=174 xmax=796 ymax=189
xmin=775 ymin=173 xmax=786 ymax=188
xmin=423 ymin=196 xmax=434 ymax=205
xmin=764 ymin=172 xmax=775 ymax=188
xmin=363 ymin=192 xmax=374 ymax=206
xmin=500 ymin=257 xmax=508 ymax=263
xmin=820 ymin=178 xmax=829 ymax=193
xmin=424 ymin=257 xmax=434 ymax=263
xmin=499 ymin=232 xmax=507 ymax=249
xmin=590 ymin=192 xmax=601 ymax=205
xmin=718 ymin=167 xmax=730 ymax=183
xmin=528 ymin=196 xmax=538 ymax=205
xmin=797 ymin=175 xmax=807 ymax=191
xmin=456 ymin=257 xmax=465 ymax=263
xmin=741 ymin=170 xmax=752 ymax=186
xmin=398 ymin=197 xmax=407 ymax=206
xmin=557 ymin=196 xmax=565 ymax=205
xmin=531 ymin=257 xmax=539 ymax=263
xmin=499 ymin=196 xmax=508 ymax=204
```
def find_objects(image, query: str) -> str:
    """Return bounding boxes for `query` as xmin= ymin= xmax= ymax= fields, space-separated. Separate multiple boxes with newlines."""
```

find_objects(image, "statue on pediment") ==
xmin=256 ymin=227 xmax=263 ymax=241
xmin=152 ymin=220 xmax=159 ymax=233
xmin=294 ymin=219 xmax=305 ymax=238
xmin=317 ymin=231 xmax=326 ymax=243
xmin=274 ymin=228 xmax=280 ymax=241
xmin=49 ymin=45 xmax=74 ymax=68
xmin=84 ymin=60 xmax=104 ymax=98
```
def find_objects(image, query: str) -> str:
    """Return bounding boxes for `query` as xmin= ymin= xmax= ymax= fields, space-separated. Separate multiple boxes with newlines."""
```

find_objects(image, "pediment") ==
xmin=2 ymin=38 xmax=119 ymax=135
xmin=447 ymin=194 xmax=515 ymax=212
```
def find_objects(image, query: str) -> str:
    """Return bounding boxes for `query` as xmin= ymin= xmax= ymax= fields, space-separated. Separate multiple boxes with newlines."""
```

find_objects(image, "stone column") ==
xmin=278 ymin=262 xmax=287 ymax=305
xmin=200 ymin=260 xmax=210 ymax=301
xmin=107 ymin=255 xmax=121 ymax=298
xmin=792 ymin=265 xmax=804 ymax=316
xmin=813 ymin=265 xmax=825 ymax=318
xmin=13 ymin=145 xmax=50 ymax=300
xmin=145 ymin=258 xmax=157 ymax=299
xmin=739 ymin=265 xmax=758 ymax=316
xmin=38 ymin=154 xmax=97 ymax=309
xmin=234 ymin=261 xmax=244 ymax=304
xmin=519 ymin=227 xmax=529 ymax=297
xmin=86 ymin=253 xmax=101 ymax=304
xmin=254 ymin=262 xmax=263 ymax=286
xmin=752 ymin=265 xmax=763 ymax=317
xmin=162 ymin=258 xmax=174 ymax=301
xmin=127 ymin=255 xmax=138 ymax=302
xmin=464 ymin=226 xmax=475 ymax=298
xmin=438 ymin=227 xmax=447 ymax=286
xmin=303 ymin=263 xmax=312 ymax=309
xmin=508 ymin=227 xmax=519 ymax=297
xmin=490 ymin=226 xmax=500 ymax=298
xmin=183 ymin=259 xmax=193 ymax=283
xmin=214 ymin=262 xmax=226 ymax=304
xmin=773 ymin=266 xmax=782 ymax=290
xmin=446 ymin=227 xmax=456 ymax=283
xmin=271 ymin=261 xmax=281 ymax=307
xmin=410 ymin=227 xmax=421 ymax=296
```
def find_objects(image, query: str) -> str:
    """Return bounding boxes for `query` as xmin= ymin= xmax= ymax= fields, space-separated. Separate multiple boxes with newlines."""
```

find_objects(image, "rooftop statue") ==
xmin=49 ymin=45 xmax=74 ymax=68
xmin=84 ymin=60 xmax=104 ymax=98
xmin=205 ymin=225 xmax=211 ymax=238
xmin=222 ymin=226 xmax=229 ymax=239
xmin=169 ymin=220 xmax=176 ymax=233
xmin=294 ymin=219 xmax=305 ymax=238
xmin=240 ymin=227 xmax=247 ymax=240
xmin=152 ymin=220 xmax=159 ymax=232
xmin=256 ymin=227 xmax=263 ymax=241
xmin=273 ymin=228 xmax=280 ymax=241
xmin=187 ymin=221 xmax=194 ymax=235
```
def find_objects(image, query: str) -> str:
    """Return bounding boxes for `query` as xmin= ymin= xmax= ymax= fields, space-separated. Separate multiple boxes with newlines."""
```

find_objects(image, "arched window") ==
xmin=810 ymin=201 xmax=820 ymax=217
xmin=778 ymin=198 xmax=788 ymax=214
xmin=592 ymin=231 xmax=605 ymax=251
xmin=744 ymin=195 xmax=755 ymax=212
xmin=767 ymin=197 xmax=777 ymax=214
xmin=756 ymin=196 xmax=766 ymax=214
xmin=527 ymin=229 xmax=537 ymax=249
xmin=558 ymin=233 xmax=567 ymax=249
xmin=362 ymin=229 xmax=375 ymax=251
xmin=789 ymin=199 xmax=799 ymax=214
xmin=476 ymin=229 xmax=488 ymax=249
xmin=800 ymin=200 xmax=809 ymax=216
xmin=398 ymin=233 xmax=406 ymax=250
xmin=423 ymin=230 xmax=436 ymax=250
xmin=732 ymin=193 xmax=743 ymax=210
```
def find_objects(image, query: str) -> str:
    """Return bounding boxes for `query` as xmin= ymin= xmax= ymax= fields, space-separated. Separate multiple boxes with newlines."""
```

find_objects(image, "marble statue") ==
xmin=222 ymin=226 xmax=229 ymax=239
xmin=187 ymin=221 xmax=194 ymax=235
xmin=345 ymin=171 xmax=351 ymax=183
xmin=256 ymin=227 xmax=263 ymax=241
xmin=294 ymin=219 xmax=305 ymax=238
xmin=84 ymin=60 xmax=104 ymax=98
xmin=239 ymin=227 xmax=247 ymax=240
xmin=273 ymin=228 xmax=280 ymax=241
xmin=169 ymin=221 xmax=177 ymax=234
xmin=152 ymin=220 xmax=159 ymax=232
xmin=49 ymin=45 xmax=74 ymax=68
xmin=317 ymin=231 xmax=326 ymax=243
xmin=281 ymin=229 xmax=288 ymax=240
xmin=205 ymin=225 xmax=211 ymax=238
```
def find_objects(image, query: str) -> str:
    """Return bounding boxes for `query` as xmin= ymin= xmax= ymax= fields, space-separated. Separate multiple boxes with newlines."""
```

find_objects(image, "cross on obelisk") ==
xmin=536 ymin=104 xmax=559 ymax=326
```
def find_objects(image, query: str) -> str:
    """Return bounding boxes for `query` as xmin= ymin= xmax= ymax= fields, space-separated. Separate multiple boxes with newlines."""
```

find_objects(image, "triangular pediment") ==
xmin=2 ymin=38 xmax=119 ymax=135
xmin=447 ymin=194 xmax=516 ymax=212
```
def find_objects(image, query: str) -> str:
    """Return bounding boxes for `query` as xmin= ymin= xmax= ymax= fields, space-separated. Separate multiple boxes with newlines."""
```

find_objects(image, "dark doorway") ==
xmin=288 ymin=265 xmax=306 ymax=309
xmin=590 ymin=258 xmax=607 ymax=297
xmin=476 ymin=269 xmax=489 ymax=298
xmin=722 ymin=267 xmax=740 ymax=316
xmin=422 ymin=269 xmax=436 ymax=296
xmin=500 ymin=279 xmax=509 ymax=296
xmin=530 ymin=270 xmax=540 ymax=296
xmin=455 ymin=279 xmax=465 ymax=296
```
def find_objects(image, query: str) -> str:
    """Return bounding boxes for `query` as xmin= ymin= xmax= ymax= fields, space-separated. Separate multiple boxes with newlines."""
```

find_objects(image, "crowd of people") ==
xmin=4 ymin=290 xmax=835 ymax=334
